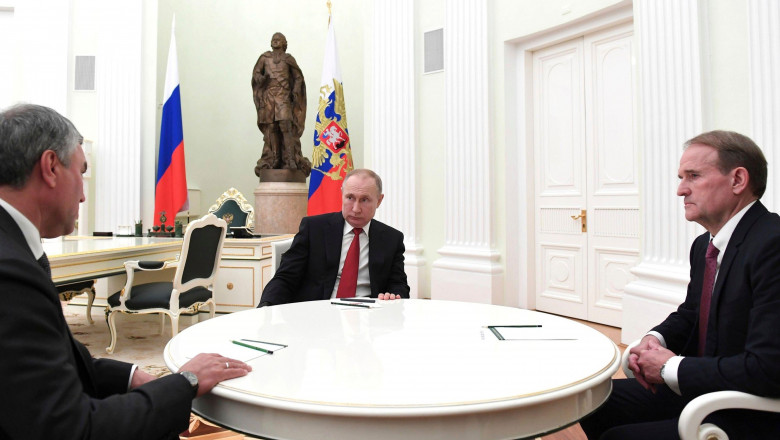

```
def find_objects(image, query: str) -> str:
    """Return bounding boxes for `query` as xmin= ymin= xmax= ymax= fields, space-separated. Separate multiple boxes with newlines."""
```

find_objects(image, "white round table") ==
xmin=164 ymin=299 xmax=619 ymax=440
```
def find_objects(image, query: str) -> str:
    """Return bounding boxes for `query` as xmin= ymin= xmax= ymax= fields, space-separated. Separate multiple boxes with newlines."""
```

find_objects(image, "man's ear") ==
xmin=39 ymin=150 xmax=59 ymax=188
xmin=732 ymin=167 xmax=749 ymax=195
xmin=376 ymin=193 xmax=384 ymax=208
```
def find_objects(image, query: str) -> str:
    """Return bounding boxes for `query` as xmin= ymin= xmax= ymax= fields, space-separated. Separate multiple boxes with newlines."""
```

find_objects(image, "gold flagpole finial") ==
xmin=327 ymin=0 xmax=332 ymax=25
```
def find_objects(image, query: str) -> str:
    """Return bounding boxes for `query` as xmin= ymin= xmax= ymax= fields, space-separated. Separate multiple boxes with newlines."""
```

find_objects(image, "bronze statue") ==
xmin=252 ymin=32 xmax=311 ymax=177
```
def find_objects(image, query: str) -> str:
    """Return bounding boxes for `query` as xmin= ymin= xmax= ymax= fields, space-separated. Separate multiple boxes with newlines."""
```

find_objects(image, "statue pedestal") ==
xmin=254 ymin=170 xmax=308 ymax=235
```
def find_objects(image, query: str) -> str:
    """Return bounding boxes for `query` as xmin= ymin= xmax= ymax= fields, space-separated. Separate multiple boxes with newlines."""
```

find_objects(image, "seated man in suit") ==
xmin=0 ymin=104 xmax=252 ymax=440
xmin=260 ymin=168 xmax=409 ymax=306
xmin=580 ymin=131 xmax=780 ymax=439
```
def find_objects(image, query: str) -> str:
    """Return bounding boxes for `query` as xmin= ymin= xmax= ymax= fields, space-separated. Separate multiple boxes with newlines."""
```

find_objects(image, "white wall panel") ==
xmin=431 ymin=0 xmax=503 ymax=304
xmin=94 ymin=2 xmax=142 ymax=233
xmin=748 ymin=0 xmax=780 ymax=210
xmin=368 ymin=0 xmax=426 ymax=298
xmin=622 ymin=0 xmax=704 ymax=343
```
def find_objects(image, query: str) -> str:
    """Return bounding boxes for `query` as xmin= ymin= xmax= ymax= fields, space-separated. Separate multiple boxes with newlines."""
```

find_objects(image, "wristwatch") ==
xmin=659 ymin=362 xmax=667 ymax=383
xmin=179 ymin=371 xmax=199 ymax=396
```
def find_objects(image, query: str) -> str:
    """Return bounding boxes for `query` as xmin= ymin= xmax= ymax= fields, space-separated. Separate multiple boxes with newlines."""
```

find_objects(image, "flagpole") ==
xmin=327 ymin=0 xmax=332 ymax=24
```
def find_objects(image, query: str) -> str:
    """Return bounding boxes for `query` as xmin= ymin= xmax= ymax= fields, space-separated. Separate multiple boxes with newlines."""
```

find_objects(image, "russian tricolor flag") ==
xmin=307 ymin=14 xmax=353 ymax=216
xmin=154 ymin=17 xmax=188 ymax=226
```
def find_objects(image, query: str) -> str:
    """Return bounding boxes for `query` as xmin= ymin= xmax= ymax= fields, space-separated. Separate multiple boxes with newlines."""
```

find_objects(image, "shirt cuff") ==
xmin=128 ymin=364 xmax=138 ymax=391
xmin=647 ymin=331 xmax=667 ymax=348
xmin=661 ymin=355 xmax=684 ymax=395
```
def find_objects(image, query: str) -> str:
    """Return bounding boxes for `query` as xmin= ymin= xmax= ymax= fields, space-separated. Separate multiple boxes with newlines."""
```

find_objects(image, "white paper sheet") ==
xmin=488 ymin=326 xmax=578 ymax=340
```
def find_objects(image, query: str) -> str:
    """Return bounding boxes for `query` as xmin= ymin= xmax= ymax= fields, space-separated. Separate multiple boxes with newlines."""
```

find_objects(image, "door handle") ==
xmin=571 ymin=209 xmax=587 ymax=233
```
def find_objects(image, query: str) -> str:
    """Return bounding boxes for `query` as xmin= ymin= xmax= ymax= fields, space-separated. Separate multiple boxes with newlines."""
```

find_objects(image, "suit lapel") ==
xmin=368 ymin=221 xmax=386 ymax=296
xmin=0 ymin=206 xmax=58 ymax=303
xmin=707 ymin=202 xmax=767 ymax=351
xmin=325 ymin=213 xmax=345 ymax=265
xmin=323 ymin=213 xmax=345 ymax=297
xmin=0 ymin=205 xmax=97 ymax=392
xmin=0 ymin=206 xmax=37 ymax=263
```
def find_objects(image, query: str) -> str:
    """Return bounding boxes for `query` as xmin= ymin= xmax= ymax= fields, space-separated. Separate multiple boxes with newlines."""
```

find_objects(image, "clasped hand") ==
xmin=628 ymin=335 xmax=674 ymax=393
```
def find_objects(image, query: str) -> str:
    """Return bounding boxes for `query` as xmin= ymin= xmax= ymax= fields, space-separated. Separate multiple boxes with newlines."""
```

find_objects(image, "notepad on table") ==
xmin=487 ymin=325 xmax=577 ymax=341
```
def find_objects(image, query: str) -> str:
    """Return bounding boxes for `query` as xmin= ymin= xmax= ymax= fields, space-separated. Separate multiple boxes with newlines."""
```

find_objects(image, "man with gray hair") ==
xmin=0 ymin=103 xmax=252 ymax=440
xmin=580 ymin=130 xmax=780 ymax=439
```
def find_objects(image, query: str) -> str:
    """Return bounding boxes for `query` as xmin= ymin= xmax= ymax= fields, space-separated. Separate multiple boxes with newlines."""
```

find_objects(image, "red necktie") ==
xmin=336 ymin=228 xmax=363 ymax=298
xmin=698 ymin=241 xmax=719 ymax=356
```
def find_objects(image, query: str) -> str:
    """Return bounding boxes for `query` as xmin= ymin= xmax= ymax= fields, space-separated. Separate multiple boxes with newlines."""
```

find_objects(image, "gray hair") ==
xmin=343 ymin=168 xmax=383 ymax=195
xmin=0 ymin=103 xmax=82 ymax=188
xmin=684 ymin=130 xmax=767 ymax=199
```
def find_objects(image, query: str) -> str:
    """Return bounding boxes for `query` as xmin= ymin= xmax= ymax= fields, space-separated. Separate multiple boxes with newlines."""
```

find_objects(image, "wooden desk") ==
xmin=164 ymin=299 xmax=620 ymax=440
xmin=46 ymin=235 xmax=292 ymax=312
xmin=45 ymin=236 xmax=183 ymax=285
xmin=213 ymin=236 xmax=292 ymax=312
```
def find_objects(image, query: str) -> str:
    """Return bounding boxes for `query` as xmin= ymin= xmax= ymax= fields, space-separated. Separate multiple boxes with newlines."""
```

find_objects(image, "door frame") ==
xmin=504 ymin=1 xmax=634 ymax=311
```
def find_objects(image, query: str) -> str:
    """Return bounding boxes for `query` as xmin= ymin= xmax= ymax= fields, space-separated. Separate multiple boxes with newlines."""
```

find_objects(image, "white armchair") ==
xmin=105 ymin=214 xmax=227 ymax=353
xmin=271 ymin=237 xmax=293 ymax=273
xmin=621 ymin=340 xmax=780 ymax=440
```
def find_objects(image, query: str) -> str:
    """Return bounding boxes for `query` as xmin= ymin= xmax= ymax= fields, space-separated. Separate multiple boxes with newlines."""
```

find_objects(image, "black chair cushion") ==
xmin=108 ymin=283 xmax=212 ymax=310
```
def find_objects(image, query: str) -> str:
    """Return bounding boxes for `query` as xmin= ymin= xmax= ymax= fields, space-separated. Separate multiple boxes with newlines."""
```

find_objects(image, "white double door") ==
xmin=533 ymin=23 xmax=639 ymax=327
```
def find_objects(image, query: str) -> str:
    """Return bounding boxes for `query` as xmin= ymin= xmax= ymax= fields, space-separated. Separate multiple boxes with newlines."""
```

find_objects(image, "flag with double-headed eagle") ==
xmin=307 ymin=15 xmax=353 ymax=215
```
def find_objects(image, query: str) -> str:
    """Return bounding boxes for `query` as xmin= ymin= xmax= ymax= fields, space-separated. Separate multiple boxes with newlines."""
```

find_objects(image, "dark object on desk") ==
xmin=105 ymin=214 xmax=228 ymax=354
xmin=149 ymin=210 xmax=176 ymax=237
xmin=230 ymin=226 xmax=257 ymax=239
xmin=208 ymin=188 xmax=255 ymax=232
xmin=93 ymin=231 xmax=113 ymax=237
xmin=330 ymin=301 xmax=370 ymax=309
xmin=258 ymin=301 xmax=272 ymax=308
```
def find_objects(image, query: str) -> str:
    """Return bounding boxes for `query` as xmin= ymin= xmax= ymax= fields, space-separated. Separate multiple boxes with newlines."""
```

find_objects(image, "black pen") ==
xmin=240 ymin=339 xmax=288 ymax=348
xmin=231 ymin=339 xmax=274 ymax=354
xmin=489 ymin=325 xmax=543 ymax=328
xmin=331 ymin=301 xmax=370 ymax=309
xmin=340 ymin=298 xmax=376 ymax=303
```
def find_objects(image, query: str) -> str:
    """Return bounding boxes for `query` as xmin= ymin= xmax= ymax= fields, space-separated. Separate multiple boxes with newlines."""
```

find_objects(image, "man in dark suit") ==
xmin=580 ymin=130 xmax=780 ymax=439
xmin=260 ymin=168 xmax=409 ymax=306
xmin=0 ymin=104 xmax=252 ymax=440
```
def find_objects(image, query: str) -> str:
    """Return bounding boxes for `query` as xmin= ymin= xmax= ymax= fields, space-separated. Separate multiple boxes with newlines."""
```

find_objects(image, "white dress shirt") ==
xmin=331 ymin=220 xmax=372 ymax=298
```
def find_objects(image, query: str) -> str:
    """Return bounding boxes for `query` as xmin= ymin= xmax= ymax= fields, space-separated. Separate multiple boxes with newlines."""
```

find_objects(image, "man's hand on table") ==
xmin=377 ymin=293 xmax=402 ymax=300
xmin=180 ymin=353 xmax=253 ymax=397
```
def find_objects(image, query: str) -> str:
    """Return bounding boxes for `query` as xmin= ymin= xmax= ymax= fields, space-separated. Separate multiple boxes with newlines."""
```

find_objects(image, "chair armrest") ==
xmin=621 ymin=339 xmax=640 ymax=378
xmin=678 ymin=391 xmax=780 ymax=440
xmin=118 ymin=259 xmax=179 ymax=305
xmin=138 ymin=260 xmax=165 ymax=270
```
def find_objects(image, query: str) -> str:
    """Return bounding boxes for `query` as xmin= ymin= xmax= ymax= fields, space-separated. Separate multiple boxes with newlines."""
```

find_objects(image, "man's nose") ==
xmin=677 ymin=181 xmax=687 ymax=196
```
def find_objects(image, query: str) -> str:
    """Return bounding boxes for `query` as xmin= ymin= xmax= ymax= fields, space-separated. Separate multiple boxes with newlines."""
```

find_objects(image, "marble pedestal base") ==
xmin=254 ymin=181 xmax=307 ymax=235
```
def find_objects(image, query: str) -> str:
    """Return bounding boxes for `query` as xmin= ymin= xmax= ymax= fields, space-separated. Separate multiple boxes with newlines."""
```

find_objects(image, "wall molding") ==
xmin=368 ymin=0 xmax=427 ymax=298
xmin=431 ymin=0 xmax=503 ymax=304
